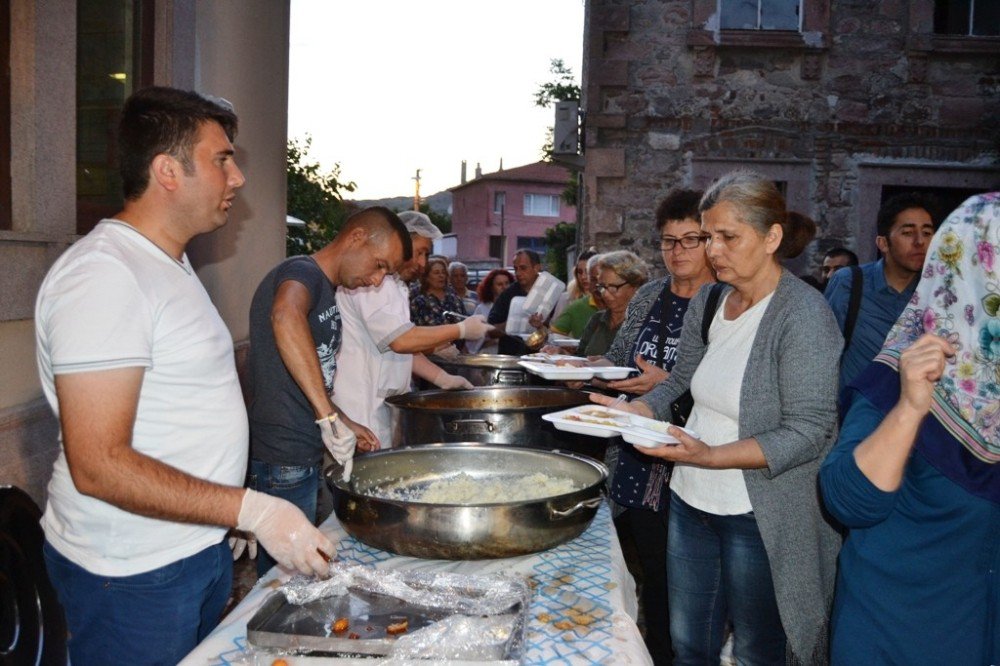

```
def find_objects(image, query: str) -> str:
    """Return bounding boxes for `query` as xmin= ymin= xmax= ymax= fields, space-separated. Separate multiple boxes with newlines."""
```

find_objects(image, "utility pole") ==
xmin=499 ymin=192 xmax=507 ymax=265
xmin=412 ymin=169 xmax=421 ymax=211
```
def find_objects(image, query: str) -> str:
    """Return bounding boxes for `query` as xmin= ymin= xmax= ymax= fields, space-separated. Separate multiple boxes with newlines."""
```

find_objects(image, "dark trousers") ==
xmin=616 ymin=503 xmax=672 ymax=665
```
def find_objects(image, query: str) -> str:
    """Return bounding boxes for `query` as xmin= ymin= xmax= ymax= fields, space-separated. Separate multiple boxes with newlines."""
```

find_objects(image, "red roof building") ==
xmin=449 ymin=161 xmax=576 ymax=263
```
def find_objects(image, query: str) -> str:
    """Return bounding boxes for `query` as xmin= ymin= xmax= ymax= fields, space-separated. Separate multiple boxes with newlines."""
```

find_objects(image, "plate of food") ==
xmin=517 ymin=360 xmax=594 ymax=381
xmin=541 ymin=405 xmax=635 ymax=438
xmin=542 ymin=405 xmax=698 ymax=446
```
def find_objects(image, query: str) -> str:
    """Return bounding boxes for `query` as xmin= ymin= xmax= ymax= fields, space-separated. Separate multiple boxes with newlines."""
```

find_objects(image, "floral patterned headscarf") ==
xmin=876 ymin=192 xmax=1000 ymax=464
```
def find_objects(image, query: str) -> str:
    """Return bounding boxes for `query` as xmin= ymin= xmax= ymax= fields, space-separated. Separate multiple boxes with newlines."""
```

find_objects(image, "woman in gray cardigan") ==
xmin=594 ymin=171 xmax=842 ymax=665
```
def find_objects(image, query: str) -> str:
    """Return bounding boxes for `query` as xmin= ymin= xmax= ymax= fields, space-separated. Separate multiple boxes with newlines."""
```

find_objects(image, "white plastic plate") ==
xmin=542 ymin=404 xmax=698 ymax=446
xmin=517 ymin=360 xmax=594 ymax=381
xmin=541 ymin=405 xmax=633 ymax=438
xmin=590 ymin=366 xmax=639 ymax=380
xmin=621 ymin=415 xmax=698 ymax=448
xmin=520 ymin=353 xmax=586 ymax=364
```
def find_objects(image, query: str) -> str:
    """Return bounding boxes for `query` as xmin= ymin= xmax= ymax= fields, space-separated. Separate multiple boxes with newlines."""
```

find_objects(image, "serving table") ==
xmin=181 ymin=502 xmax=652 ymax=665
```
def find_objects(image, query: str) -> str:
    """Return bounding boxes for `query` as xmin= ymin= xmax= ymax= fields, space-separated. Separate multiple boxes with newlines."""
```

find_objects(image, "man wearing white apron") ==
xmin=334 ymin=212 xmax=492 ymax=446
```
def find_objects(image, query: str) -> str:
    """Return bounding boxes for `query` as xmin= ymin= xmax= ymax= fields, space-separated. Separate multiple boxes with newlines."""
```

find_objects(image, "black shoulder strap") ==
xmin=701 ymin=282 xmax=726 ymax=345
xmin=842 ymin=265 xmax=863 ymax=351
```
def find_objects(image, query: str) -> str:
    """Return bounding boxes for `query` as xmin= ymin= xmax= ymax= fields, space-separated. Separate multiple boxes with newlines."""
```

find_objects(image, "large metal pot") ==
xmin=385 ymin=386 xmax=606 ymax=460
xmin=424 ymin=354 xmax=541 ymax=387
xmin=326 ymin=443 xmax=607 ymax=559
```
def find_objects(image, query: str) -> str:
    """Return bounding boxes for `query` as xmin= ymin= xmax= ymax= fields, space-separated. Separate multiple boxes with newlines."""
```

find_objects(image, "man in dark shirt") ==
xmin=488 ymin=249 xmax=544 ymax=354
xmin=820 ymin=247 xmax=859 ymax=290
xmin=248 ymin=206 xmax=411 ymax=575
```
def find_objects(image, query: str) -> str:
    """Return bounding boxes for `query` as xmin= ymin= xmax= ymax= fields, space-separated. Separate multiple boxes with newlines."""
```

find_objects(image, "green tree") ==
xmin=533 ymin=58 xmax=581 ymax=108
xmin=534 ymin=59 xmax=581 ymax=207
xmin=286 ymin=136 xmax=357 ymax=256
xmin=545 ymin=221 xmax=577 ymax=282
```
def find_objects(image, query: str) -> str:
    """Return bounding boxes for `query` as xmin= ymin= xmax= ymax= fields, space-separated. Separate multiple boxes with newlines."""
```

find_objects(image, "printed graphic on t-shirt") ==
xmin=316 ymin=304 xmax=341 ymax=390
xmin=630 ymin=290 xmax=689 ymax=373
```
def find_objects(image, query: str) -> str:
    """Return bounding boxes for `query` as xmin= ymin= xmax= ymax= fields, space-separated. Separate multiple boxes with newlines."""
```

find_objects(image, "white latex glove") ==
xmin=432 ymin=369 xmax=474 ymax=390
xmin=227 ymin=530 xmax=257 ymax=560
xmin=457 ymin=315 xmax=492 ymax=340
xmin=434 ymin=344 xmax=461 ymax=360
xmin=236 ymin=489 xmax=334 ymax=577
xmin=317 ymin=413 xmax=356 ymax=481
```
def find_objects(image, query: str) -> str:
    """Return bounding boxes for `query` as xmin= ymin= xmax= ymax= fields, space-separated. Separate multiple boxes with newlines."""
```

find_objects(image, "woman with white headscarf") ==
xmin=820 ymin=193 xmax=1000 ymax=666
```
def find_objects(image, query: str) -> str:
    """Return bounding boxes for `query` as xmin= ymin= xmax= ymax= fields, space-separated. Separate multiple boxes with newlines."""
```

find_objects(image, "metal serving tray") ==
xmin=246 ymin=574 xmax=529 ymax=661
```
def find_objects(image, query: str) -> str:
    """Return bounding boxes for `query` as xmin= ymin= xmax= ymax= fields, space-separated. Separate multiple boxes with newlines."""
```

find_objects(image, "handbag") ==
xmin=668 ymin=282 xmax=726 ymax=426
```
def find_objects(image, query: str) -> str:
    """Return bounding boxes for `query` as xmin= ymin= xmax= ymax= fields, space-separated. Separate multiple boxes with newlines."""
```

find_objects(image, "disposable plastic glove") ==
xmin=316 ymin=413 xmax=356 ymax=481
xmin=227 ymin=530 xmax=257 ymax=560
xmin=434 ymin=344 xmax=461 ymax=360
xmin=432 ymin=369 xmax=474 ymax=390
xmin=457 ymin=315 xmax=492 ymax=340
xmin=236 ymin=489 xmax=334 ymax=577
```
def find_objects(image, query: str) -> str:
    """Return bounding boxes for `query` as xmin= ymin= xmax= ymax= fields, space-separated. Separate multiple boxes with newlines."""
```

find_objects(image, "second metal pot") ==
xmin=385 ymin=386 xmax=606 ymax=460
xmin=424 ymin=354 xmax=541 ymax=387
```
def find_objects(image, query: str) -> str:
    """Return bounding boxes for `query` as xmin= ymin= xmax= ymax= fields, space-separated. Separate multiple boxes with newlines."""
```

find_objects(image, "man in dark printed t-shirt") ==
xmin=247 ymin=207 xmax=411 ymax=576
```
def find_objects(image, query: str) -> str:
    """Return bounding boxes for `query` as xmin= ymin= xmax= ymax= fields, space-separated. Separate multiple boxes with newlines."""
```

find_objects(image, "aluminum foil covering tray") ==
xmin=246 ymin=564 xmax=531 ymax=662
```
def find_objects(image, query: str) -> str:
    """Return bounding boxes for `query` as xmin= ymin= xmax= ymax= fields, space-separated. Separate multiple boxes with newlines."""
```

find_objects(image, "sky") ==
xmin=288 ymin=0 xmax=585 ymax=201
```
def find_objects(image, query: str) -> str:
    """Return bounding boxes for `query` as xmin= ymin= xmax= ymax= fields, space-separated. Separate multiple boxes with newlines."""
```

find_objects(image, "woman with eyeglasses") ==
xmin=576 ymin=251 xmax=649 ymax=357
xmin=593 ymin=171 xmax=842 ymax=665
xmin=577 ymin=189 xmax=713 ymax=665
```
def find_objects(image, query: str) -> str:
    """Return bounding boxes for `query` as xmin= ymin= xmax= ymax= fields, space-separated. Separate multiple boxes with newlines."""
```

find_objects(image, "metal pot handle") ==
xmin=549 ymin=496 xmax=604 ymax=518
xmin=444 ymin=419 xmax=496 ymax=434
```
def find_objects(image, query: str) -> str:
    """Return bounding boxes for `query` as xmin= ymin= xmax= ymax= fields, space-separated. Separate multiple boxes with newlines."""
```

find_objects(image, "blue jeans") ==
xmin=248 ymin=459 xmax=321 ymax=577
xmin=43 ymin=539 xmax=231 ymax=666
xmin=667 ymin=492 xmax=785 ymax=665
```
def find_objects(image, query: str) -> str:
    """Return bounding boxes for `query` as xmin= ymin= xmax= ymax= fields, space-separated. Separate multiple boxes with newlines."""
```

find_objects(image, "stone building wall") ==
xmin=580 ymin=0 xmax=1000 ymax=277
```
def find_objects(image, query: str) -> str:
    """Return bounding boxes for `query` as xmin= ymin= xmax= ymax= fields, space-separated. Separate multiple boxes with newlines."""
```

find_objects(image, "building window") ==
xmin=0 ymin=0 xmax=10 ymax=231
xmin=934 ymin=0 xmax=999 ymax=36
xmin=489 ymin=235 xmax=504 ymax=260
xmin=493 ymin=191 xmax=506 ymax=214
xmin=720 ymin=0 xmax=801 ymax=31
xmin=516 ymin=236 xmax=547 ymax=255
xmin=523 ymin=193 xmax=560 ymax=217
xmin=76 ymin=0 xmax=153 ymax=234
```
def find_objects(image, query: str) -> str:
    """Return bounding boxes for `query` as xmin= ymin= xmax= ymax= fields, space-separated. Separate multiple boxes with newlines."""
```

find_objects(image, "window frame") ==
xmin=688 ymin=0 xmax=829 ymax=51
xmin=75 ymin=0 xmax=155 ymax=235
xmin=719 ymin=0 xmax=802 ymax=32
xmin=933 ymin=0 xmax=999 ymax=37
xmin=522 ymin=193 xmax=561 ymax=218
xmin=493 ymin=191 xmax=506 ymax=214
xmin=908 ymin=0 xmax=1000 ymax=54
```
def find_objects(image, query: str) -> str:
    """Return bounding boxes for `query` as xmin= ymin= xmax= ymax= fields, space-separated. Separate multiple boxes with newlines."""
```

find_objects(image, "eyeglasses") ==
xmin=660 ymin=235 xmax=709 ymax=250
xmin=594 ymin=280 xmax=629 ymax=295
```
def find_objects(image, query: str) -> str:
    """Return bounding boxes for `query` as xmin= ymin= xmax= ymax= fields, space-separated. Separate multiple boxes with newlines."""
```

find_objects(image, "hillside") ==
xmin=350 ymin=190 xmax=452 ymax=217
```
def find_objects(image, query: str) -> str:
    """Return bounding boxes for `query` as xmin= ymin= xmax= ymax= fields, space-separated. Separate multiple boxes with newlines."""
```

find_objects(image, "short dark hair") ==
xmin=655 ymin=189 xmax=703 ymax=230
xmin=342 ymin=206 xmax=413 ymax=261
xmin=577 ymin=249 xmax=598 ymax=263
xmin=824 ymin=247 xmax=859 ymax=265
xmin=119 ymin=86 xmax=239 ymax=200
xmin=876 ymin=192 xmax=939 ymax=237
xmin=514 ymin=249 xmax=541 ymax=265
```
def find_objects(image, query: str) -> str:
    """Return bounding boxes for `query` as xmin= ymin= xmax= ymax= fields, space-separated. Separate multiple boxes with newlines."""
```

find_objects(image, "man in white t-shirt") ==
xmin=34 ymin=87 xmax=334 ymax=664
xmin=334 ymin=211 xmax=491 ymax=446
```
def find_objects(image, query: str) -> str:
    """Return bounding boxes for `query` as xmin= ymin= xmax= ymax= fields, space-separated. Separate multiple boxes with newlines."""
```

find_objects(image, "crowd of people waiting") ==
xmin=30 ymin=85 xmax=996 ymax=665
